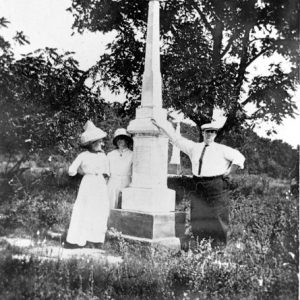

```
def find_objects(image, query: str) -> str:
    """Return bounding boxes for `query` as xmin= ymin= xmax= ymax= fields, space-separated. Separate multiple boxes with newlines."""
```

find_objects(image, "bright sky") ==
xmin=1 ymin=0 xmax=299 ymax=148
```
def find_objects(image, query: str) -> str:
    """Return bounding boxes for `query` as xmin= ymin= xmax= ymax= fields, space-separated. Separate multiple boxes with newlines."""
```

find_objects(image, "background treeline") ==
xmin=0 ymin=46 xmax=297 ymax=180
xmin=0 ymin=16 xmax=298 ymax=181
xmin=1 ymin=87 xmax=298 ymax=181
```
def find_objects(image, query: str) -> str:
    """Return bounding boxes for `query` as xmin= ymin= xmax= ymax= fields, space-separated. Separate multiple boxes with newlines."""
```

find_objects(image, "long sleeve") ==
xmin=68 ymin=154 xmax=82 ymax=176
xmin=223 ymin=146 xmax=245 ymax=169
xmin=154 ymin=118 xmax=196 ymax=157
xmin=172 ymin=136 xmax=197 ymax=158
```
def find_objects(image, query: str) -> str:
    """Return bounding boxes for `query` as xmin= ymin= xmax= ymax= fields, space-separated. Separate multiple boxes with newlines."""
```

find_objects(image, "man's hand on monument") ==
xmin=151 ymin=118 xmax=175 ymax=137
xmin=151 ymin=118 xmax=160 ymax=129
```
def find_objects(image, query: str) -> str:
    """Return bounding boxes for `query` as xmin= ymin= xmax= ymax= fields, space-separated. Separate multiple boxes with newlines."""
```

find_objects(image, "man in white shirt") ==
xmin=152 ymin=118 xmax=245 ymax=246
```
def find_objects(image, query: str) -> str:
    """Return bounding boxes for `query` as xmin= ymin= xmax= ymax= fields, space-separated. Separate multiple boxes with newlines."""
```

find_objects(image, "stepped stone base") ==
xmin=108 ymin=209 xmax=186 ymax=249
xmin=122 ymin=187 xmax=175 ymax=213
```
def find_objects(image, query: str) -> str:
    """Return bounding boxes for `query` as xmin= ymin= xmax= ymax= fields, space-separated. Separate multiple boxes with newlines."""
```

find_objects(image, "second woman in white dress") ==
xmin=107 ymin=128 xmax=133 ymax=209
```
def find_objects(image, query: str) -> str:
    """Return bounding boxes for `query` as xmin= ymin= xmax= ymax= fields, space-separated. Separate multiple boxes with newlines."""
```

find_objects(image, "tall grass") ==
xmin=0 ymin=168 xmax=298 ymax=299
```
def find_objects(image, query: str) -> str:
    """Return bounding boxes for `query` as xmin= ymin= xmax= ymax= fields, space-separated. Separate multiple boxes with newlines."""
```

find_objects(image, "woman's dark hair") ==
xmin=81 ymin=143 xmax=94 ymax=152
xmin=80 ymin=140 xmax=103 ymax=152
xmin=114 ymin=136 xmax=133 ymax=150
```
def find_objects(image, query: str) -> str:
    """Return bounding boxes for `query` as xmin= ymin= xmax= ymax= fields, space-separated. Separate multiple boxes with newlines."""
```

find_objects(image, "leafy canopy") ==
xmin=0 ymin=18 xmax=109 ymax=156
xmin=68 ymin=0 xmax=299 ymax=135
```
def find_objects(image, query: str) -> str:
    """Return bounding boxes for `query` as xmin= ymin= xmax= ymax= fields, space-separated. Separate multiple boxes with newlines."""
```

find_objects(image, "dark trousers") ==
xmin=190 ymin=175 xmax=229 ymax=245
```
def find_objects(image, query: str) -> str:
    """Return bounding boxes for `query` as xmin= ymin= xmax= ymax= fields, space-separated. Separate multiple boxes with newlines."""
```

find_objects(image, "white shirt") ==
xmin=172 ymin=136 xmax=245 ymax=177
xmin=107 ymin=148 xmax=133 ymax=177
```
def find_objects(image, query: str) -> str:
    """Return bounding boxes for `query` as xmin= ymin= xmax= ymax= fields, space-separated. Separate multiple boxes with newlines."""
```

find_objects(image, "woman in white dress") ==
xmin=66 ymin=121 xmax=110 ymax=248
xmin=107 ymin=128 xmax=133 ymax=209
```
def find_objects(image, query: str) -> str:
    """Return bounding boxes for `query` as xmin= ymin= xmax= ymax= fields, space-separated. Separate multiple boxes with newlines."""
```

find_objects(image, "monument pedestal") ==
xmin=122 ymin=187 xmax=175 ymax=212
xmin=107 ymin=0 xmax=186 ymax=250
xmin=108 ymin=209 xmax=185 ymax=250
xmin=108 ymin=120 xmax=185 ymax=249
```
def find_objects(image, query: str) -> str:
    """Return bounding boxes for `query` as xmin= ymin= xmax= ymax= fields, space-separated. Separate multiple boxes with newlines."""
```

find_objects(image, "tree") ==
xmin=0 ymin=18 xmax=109 ymax=157
xmin=0 ymin=17 xmax=135 ymax=161
xmin=0 ymin=49 xmax=103 ymax=156
xmin=221 ymin=127 xmax=298 ymax=178
xmin=68 ymin=0 xmax=299 ymax=138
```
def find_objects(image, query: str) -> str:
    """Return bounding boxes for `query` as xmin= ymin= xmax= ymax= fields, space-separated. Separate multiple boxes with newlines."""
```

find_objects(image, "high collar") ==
xmin=203 ymin=141 xmax=215 ymax=146
xmin=118 ymin=148 xmax=129 ymax=152
xmin=89 ymin=149 xmax=103 ymax=154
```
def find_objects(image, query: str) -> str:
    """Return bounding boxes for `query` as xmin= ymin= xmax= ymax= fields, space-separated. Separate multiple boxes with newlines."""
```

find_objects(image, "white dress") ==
xmin=66 ymin=151 xmax=109 ymax=246
xmin=107 ymin=148 xmax=133 ymax=209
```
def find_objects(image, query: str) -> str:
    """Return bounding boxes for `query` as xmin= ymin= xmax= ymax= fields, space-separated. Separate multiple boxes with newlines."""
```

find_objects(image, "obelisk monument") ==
xmin=108 ymin=0 xmax=184 ymax=248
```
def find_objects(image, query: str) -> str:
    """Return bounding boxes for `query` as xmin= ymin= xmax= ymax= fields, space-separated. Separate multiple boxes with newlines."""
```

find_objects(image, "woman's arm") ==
xmin=68 ymin=154 xmax=82 ymax=176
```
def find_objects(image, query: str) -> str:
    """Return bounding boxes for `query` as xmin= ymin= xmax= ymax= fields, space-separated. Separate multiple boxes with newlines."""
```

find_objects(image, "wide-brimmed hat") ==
xmin=80 ymin=120 xmax=107 ymax=146
xmin=201 ymin=122 xmax=221 ymax=132
xmin=113 ymin=128 xmax=133 ymax=147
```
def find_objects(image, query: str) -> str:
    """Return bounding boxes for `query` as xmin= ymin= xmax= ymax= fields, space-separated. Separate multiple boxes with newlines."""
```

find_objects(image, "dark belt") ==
xmin=193 ymin=175 xmax=223 ymax=181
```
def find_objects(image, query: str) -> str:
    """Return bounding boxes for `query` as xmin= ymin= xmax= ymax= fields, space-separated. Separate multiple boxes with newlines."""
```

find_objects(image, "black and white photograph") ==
xmin=0 ymin=0 xmax=299 ymax=299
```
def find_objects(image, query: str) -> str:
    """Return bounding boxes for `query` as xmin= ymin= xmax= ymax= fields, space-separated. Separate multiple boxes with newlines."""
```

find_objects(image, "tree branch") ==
xmin=191 ymin=2 xmax=213 ymax=34
xmin=241 ymin=95 xmax=254 ymax=106
xmin=236 ymin=26 xmax=251 ymax=93
xmin=245 ymin=46 xmax=272 ymax=68
xmin=221 ymin=30 xmax=240 ymax=58
xmin=247 ymin=107 xmax=265 ymax=120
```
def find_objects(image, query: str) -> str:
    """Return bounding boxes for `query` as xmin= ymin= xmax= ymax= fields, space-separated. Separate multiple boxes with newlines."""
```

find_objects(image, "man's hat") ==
xmin=113 ymin=128 xmax=133 ymax=147
xmin=80 ymin=120 xmax=107 ymax=145
xmin=201 ymin=122 xmax=221 ymax=131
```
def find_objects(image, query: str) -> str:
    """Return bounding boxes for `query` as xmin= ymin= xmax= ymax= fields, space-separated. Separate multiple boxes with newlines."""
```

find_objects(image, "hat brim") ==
xmin=202 ymin=128 xmax=219 ymax=132
xmin=80 ymin=133 xmax=107 ymax=146
xmin=113 ymin=135 xmax=133 ymax=147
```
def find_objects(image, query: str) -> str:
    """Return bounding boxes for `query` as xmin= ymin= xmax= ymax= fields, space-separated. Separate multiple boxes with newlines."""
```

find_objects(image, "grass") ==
xmin=0 ymin=169 xmax=298 ymax=299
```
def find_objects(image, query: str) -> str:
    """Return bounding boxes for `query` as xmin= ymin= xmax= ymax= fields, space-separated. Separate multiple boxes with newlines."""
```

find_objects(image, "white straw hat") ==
xmin=113 ymin=128 xmax=133 ymax=146
xmin=80 ymin=120 xmax=107 ymax=145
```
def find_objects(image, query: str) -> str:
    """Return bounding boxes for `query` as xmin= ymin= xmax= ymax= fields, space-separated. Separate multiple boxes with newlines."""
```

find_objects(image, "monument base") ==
xmin=122 ymin=187 xmax=175 ymax=213
xmin=108 ymin=209 xmax=186 ymax=250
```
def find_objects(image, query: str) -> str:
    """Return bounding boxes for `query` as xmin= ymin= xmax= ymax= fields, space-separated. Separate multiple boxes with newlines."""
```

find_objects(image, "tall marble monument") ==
xmin=108 ymin=0 xmax=184 ymax=248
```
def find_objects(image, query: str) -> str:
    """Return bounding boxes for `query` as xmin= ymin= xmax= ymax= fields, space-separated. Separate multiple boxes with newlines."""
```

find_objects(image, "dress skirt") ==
xmin=66 ymin=174 xmax=109 ymax=246
xmin=108 ymin=175 xmax=131 ymax=209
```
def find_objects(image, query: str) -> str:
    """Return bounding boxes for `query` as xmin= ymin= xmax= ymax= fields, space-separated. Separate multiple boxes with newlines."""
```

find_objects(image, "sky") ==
xmin=1 ymin=0 xmax=299 ymax=148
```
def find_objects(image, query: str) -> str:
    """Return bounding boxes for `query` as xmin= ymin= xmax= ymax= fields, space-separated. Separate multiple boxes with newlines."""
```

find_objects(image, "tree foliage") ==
xmin=0 ymin=18 xmax=124 ymax=157
xmin=0 ymin=15 xmax=297 ymax=179
xmin=0 ymin=49 xmax=102 ymax=155
xmin=221 ymin=127 xmax=298 ymax=178
xmin=68 ymin=0 xmax=299 ymax=135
